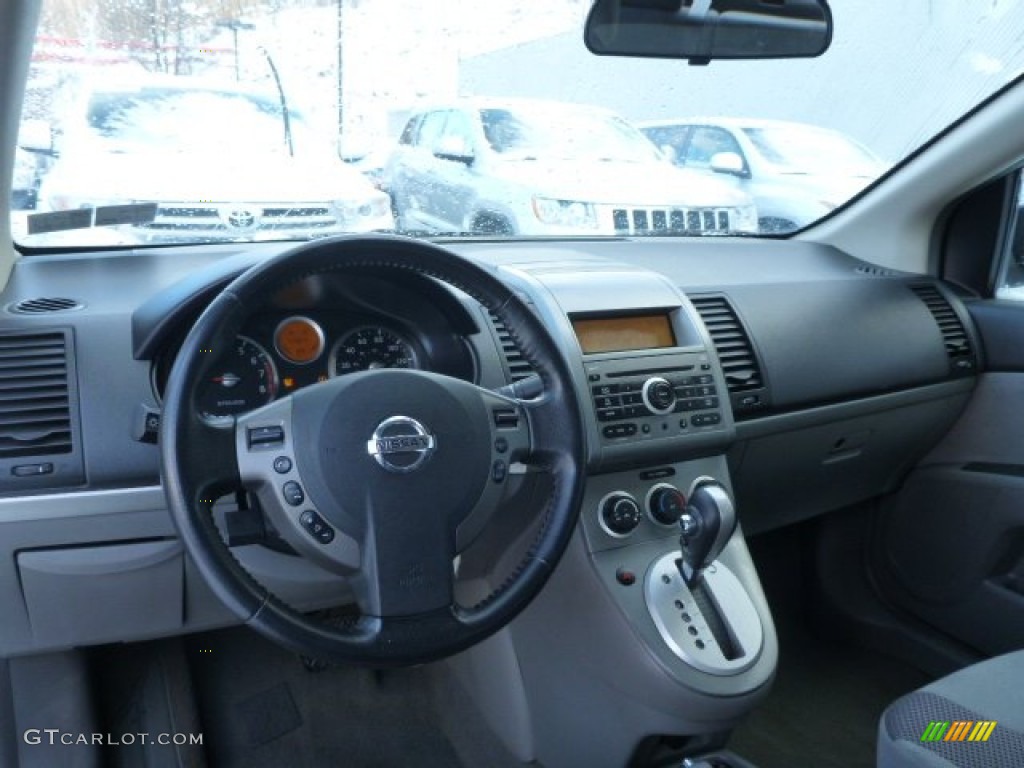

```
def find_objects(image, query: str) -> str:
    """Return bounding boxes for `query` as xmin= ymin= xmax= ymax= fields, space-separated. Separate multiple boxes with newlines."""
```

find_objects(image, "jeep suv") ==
xmin=387 ymin=99 xmax=757 ymax=236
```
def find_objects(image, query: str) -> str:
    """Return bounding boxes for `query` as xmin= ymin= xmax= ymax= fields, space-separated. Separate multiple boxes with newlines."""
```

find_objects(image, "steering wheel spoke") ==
xmin=235 ymin=396 xmax=361 ymax=572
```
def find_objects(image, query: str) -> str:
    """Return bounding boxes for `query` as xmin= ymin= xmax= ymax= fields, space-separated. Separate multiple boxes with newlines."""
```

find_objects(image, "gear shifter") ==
xmin=678 ymin=479 xmax=737 ymax=587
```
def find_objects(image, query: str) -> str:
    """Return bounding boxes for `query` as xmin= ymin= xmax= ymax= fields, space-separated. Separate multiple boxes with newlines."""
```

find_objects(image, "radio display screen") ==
xmin=572 ymin=313 xmax=676 ymax=354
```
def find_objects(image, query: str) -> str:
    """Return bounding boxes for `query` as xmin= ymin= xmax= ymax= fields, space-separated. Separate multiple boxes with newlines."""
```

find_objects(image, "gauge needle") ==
xmin=212 ymin=372 xmax=241 ymax=388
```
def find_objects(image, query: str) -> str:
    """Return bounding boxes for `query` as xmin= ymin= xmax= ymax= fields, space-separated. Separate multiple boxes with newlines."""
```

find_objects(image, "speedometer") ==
xmin=197 ymin=336 xmax=278 ymax=417
xmin=329 ymin=326 xmax=418 ymax=376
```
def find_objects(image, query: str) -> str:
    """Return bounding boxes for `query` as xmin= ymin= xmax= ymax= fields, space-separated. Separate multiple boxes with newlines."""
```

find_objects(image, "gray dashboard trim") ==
xmin=0 ymin=485 xmax=166 ymax=521
xmin=733 ymin=379 xmax=974 ymax=441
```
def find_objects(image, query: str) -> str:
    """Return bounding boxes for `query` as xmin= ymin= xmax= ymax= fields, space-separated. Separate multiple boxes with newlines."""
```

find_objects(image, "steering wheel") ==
xmin=159 ymin=235 xmax=585 ymax=666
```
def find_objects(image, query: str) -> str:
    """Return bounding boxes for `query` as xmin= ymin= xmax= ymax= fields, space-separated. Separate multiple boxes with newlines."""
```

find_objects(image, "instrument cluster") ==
xmin=155 ymin=312 xmax=435 ymax=417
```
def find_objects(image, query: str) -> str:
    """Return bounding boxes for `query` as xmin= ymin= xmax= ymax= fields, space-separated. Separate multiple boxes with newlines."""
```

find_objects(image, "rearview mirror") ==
xmin=584 ymin=0 xmax=832 ymax=65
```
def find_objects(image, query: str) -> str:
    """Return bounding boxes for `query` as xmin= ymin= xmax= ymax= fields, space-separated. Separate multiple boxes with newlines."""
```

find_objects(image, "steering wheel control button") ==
xmin=282 ymin=481 xmax=305 ymax=507
xmin=642 ymin=377 xmax=676 ymax=415
xmin=273 ymin=456 xmax=293 ymax=474
xmin=492 ymin=459 xmax=507 ymax=483
xmin=494 ymin=437 xmax=508 ymax=454
xmin=599 ymin=492 xmax=642 ymax=537
xmin=366 ymin=415 xmax=436 ymax=473
xmin=492 ymin=408 xmax=520 ymax=429
xmin=648 ymin=484 xmax=688 ymax=526
xmin=615 ymin=568 xmax=636 ymax=586
xmin=299 ymin=510 xmax=334 ymax=544
xmin=247 ymin=425 xmax=285 ymax=449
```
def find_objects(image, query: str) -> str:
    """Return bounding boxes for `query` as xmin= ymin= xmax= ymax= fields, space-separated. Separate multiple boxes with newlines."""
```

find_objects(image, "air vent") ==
xmin=689 ymin=295 xmax=767 ymax=417
xmin=487 ymin=310 xmax=534 ymax=383
xmin=908 ymin=283 xmax=976 ymax=374
xmin=8 ymin=297 xmax=83 ymax=314
xmin=0 ymin=332 xmax=73 ymax=459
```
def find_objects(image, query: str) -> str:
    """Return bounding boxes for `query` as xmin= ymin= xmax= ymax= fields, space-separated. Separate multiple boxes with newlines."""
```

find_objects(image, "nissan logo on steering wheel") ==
xmin=366 ymin=415 xmax=437 ymax=473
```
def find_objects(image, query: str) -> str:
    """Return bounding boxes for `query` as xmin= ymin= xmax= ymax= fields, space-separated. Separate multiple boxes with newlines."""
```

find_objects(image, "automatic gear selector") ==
xmin=644 ymin=477 xmax=763 ymax=675
xmin=678 ymin=478 xmax=737 ymax=587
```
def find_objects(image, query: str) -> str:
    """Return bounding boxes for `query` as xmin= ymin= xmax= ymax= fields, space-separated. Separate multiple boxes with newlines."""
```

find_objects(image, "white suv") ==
xmin=638 ymin=118 xmax=887 ymax=233
xmin=387 ymin=99 xmax=757 ymax=237
xmin=33 ymin=76 xmax=392 ymax=245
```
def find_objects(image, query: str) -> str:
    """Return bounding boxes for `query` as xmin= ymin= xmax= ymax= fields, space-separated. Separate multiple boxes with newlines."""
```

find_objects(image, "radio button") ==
xmin=594 ymin=395 xmax=620 ymax=409
xmin=597 ymin=407 xmax=624 ymax=422
xmin=602 ymin=424 xmax=638 ymax=439
xmin=621 ymin=392 xmax=644 ymax=406
xmin=592 ymin=384 xmax=621 ymax=396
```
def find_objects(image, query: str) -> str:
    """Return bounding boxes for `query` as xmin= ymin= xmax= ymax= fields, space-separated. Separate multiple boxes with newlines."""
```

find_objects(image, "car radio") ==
xmin=585 ymin=352 xmax=723 ymax=444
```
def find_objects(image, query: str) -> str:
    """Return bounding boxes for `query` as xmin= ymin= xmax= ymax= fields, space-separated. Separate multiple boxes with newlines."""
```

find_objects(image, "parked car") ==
xmin=33 ymin=76 xmax=392 ymax=244
xmin=638 ymin=118 xmax=887 ymax=233
xmin=387 ymin=99 xmax=758 ymax=236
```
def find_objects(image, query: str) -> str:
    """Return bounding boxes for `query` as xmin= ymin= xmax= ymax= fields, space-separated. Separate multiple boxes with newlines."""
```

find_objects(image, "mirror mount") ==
xmin=433 ymin=137 xmax=475 ymax=166
xmin=710 ymin=151 xmax=747 ymax=177
xmin=585 ymin=0 xmax=833 ymax=64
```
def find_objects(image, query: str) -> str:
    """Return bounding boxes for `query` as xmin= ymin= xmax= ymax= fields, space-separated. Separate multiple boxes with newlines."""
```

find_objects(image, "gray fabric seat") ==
xmin=878 ymin=650 xmax=1024 ymax=767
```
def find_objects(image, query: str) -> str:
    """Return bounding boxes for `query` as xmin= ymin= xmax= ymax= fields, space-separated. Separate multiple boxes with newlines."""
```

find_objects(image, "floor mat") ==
xmin=727 ymin=527 xmax=931 ymax=768
xmin=186 ymin=627 xmax=464 ymax=768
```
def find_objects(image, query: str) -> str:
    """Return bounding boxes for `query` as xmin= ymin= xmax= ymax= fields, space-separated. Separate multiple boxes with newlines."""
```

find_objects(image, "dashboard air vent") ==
xmin=8 ymin=297 xmax=83 ymax=315
xmin=689 ymin=294 xmax=767 ymax=418
xmin=0 ymin=331 xmax=73 ymax=459
xmin=908 ymin=283 xmax=976 ymax=374
xmin=487 ymin=310 xmax=534 ymax=382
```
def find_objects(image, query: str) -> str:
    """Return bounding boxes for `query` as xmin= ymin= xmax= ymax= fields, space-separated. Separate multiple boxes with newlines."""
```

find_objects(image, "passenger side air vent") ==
xmin=688 ymin=295 xmax=768 ymax=418
xmin=487 ymin=310 xmax=534 ymax=382
xmin=908 ymin=283 xmax=977 ymax=375
xmin=8 ymin=297 xmax=84 ymax=315
xmin=0 ymin=330 xmax=84 ymax=492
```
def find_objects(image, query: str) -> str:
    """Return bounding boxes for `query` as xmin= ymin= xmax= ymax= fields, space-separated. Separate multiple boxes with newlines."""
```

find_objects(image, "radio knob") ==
xmin=648 ymin=485 xmax=687 ymax=526
xmin=600 ymin=493 xmax=642 ymax=537
xmin=642 ymin=377 xmax=676 ymax=415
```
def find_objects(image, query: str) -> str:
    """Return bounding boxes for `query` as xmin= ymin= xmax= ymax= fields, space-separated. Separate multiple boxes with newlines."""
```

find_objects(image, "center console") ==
xmin=448 ymin=260 xmax=778 ymax=768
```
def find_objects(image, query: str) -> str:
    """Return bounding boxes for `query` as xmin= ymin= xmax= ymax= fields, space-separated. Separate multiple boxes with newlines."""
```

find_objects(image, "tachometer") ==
xmin=329 ymin=326 xmax=418 ymax=376
xmin=197 ymin=336 xmax=278 ymax=417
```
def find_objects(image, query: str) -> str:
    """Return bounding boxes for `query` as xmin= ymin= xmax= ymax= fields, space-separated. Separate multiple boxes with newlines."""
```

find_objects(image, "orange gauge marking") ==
xmin=274 ymin=316 xmax=325 ymax=364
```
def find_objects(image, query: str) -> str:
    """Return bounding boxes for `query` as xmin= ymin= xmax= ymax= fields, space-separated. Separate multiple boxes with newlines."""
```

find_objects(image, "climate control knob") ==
xmin=642 ymin=377 xmax=676 ymax=415
xmin=599 ymin=492 xmax=642 ymax=537
xmin=647 ymin=484 xmax=687 ymax=526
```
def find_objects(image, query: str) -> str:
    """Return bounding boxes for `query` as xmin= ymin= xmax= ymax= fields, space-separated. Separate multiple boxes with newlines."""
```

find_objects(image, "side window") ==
xmin=683 ymin=126 xmax=743 ymax=169
xmin=398 ymin=115 xmax=421 ymax=146
xmin=644 ymin=125 xmax=691 ymax=164
xmin=414 ymin=111 xmax=448 ymax=150
xmin=442 ymin=111 xmax=473 ymax=145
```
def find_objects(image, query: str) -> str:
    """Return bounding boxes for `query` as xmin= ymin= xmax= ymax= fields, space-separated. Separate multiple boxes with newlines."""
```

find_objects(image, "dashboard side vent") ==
xmin=689 ymin=294 xmax=768 ymax=418
xmin=0 ymin=331 xmax=74 ymax=459
xmin=8 ymin=297 xmax=84 ymax=315
xmin=908 ymin=283 xmax=976 ymax=375
xmin=487 ymin=310 xmax=534 ymax=382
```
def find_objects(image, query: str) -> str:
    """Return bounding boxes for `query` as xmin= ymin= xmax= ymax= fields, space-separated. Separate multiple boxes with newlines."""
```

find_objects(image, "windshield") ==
xmin=741 ymin=125 xmax=883 ymax=177
xmin=11 ymin=1 xmax=1024 ymax=246
xmin=480 ymin=108 xmax=661 ymax=163
xmin=81 ymin=89 xmax=313 ymax=157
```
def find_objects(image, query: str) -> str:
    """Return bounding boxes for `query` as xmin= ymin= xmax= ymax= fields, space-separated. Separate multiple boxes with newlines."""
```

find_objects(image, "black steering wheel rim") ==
xmin=159 ymin=234 xmax=585 ymax=666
